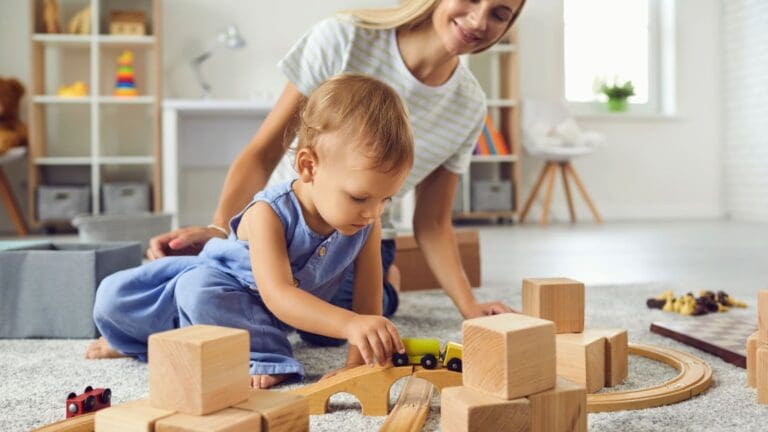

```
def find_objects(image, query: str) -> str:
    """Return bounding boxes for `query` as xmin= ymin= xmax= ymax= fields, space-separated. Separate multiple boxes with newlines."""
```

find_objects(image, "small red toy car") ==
xmin=65 ymin=386 xmax=111 ymax=418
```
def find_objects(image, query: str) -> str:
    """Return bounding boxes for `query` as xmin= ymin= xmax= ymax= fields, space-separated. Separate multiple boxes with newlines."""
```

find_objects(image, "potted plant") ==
xmin=595 ymin=78 xmax=635 ymax=112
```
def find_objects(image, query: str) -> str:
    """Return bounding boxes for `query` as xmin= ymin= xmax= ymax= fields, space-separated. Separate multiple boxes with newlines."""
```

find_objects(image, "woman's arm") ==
xmin=242 ymin=204 xmax=401 ymax=366
xmin=413 ymin=166 xmax=512 ymax=318
xmin=146 ymin=83 xmax=305 ymax=259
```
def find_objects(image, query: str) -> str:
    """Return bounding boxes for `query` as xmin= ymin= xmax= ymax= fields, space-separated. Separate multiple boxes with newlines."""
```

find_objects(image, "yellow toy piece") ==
xmin=662 ymin=297 xmax=676 ymax=312
xmin=57 ymin=81 xmax=88 ymax=97
xmin=392 ymin=338 xmax=463 ymax=372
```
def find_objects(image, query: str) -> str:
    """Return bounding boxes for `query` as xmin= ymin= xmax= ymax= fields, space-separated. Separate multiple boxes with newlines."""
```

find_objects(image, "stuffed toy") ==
xmin=0 ymin=77 xmax=28 ymax=156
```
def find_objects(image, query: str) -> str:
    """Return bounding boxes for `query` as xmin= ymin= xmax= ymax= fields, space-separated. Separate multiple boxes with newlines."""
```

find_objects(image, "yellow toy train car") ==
xmin=392 ymin=338 xmax=463 ymax=372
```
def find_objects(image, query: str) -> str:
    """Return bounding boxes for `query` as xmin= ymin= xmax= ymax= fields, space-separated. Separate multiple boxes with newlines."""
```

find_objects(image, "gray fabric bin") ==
xmin=37 ymin=185 xmax=91 ymax=221
xmin=102 ymin=182 xmax=151 ymax=214
xmin=0 ymin=242 xmax=141 ymax=338
xmin=72 ymin=213 xmax=172 ymax=252
xmin=471 ymin=180 xmax=513 ymax=211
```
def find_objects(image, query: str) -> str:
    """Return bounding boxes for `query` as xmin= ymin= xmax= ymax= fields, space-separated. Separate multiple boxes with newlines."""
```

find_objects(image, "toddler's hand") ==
xmin=343 ymin=315 xmax=405 ymax=367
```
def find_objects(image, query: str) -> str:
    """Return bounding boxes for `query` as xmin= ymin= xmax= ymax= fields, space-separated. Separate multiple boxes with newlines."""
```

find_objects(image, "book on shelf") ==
xmin=473 ymin=114 xmax=510 ymax=156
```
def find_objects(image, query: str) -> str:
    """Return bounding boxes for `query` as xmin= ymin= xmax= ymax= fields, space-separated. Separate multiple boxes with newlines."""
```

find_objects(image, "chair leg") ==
xmin=564 ymin=162 xmax=602 ymax=223
xmin=560 ymin=162 xmax=576 ymax=222
xmin=0 ymin=168 xmax=28 ymax=236
xmin=519 ymin=161 xmax=553 ymax=223
xmin=540 ymin=163 xmax=558 ymax=225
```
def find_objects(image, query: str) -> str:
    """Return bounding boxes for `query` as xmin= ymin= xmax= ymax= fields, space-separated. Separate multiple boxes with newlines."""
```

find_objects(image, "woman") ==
xmin=148 ymin=0 xmax=525 ymax=326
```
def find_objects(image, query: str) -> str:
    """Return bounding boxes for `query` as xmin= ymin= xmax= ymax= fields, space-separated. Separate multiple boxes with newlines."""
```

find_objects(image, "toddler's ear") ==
xmin=294 ymin=148 xmax=317 ymax=182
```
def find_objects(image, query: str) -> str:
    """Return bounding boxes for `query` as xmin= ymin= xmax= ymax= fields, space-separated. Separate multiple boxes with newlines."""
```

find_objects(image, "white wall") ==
xmin=721 ymin=1 xmax=768 ymax=222
xmin=0 ymin=0 xmax=727 ymax=233
xmin=517 ymin=0 xmax=723 ymax=221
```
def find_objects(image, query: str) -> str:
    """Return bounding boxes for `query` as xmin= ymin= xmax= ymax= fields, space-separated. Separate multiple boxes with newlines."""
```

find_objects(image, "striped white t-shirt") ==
xmin=271 ymin=15 xmax=487 ymax=234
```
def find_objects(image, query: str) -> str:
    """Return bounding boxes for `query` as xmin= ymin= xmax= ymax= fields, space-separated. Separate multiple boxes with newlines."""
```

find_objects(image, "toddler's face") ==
xmin=310 ymin=131 xmax=409 ymax=236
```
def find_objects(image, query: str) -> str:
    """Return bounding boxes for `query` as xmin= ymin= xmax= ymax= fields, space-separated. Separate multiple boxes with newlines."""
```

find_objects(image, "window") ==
xmin=563 ymin=0 xmax=673 ymax=113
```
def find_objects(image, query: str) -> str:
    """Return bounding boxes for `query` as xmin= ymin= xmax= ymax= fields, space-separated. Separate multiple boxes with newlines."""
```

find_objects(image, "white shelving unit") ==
xmin=453 ymin=30 xmax=522 ymax=223
xmin=28 ymin=0 xmax=162 ymax=225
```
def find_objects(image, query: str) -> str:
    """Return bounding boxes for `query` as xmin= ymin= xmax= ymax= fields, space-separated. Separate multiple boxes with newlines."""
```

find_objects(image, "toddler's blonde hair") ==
xmin=297 ymin=73 xmax=414 ymax=174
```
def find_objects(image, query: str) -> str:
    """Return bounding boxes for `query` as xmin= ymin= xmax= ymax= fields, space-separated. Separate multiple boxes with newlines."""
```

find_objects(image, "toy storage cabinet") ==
xmin=27 ymin=0 xmax=162 ymax=227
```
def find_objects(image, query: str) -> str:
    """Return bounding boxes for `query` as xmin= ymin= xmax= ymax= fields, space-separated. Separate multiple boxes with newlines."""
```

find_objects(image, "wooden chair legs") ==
xmin=519 ymin=160 xmax=601 ymax=225
xmin=0 ymin=167 xmax=28 ymax=236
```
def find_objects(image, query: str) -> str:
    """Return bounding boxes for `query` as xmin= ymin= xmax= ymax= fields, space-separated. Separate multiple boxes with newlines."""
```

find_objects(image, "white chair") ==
xmin=0 ymin=147 xmax=28 ymax=236
xmin=519 ymin=99 xmax=604 ymax=224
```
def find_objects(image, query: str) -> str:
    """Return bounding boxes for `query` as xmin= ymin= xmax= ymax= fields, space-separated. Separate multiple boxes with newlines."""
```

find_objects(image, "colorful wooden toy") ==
xmin=65 ymin=386 xmax=111 ymax=418
xmin=114 ymin=51 xmax=138 ymax=97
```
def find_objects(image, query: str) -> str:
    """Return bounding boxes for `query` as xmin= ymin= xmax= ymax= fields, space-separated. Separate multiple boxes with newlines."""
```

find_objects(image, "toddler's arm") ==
xmin=240 ymin=203 xmax=402 ymax=366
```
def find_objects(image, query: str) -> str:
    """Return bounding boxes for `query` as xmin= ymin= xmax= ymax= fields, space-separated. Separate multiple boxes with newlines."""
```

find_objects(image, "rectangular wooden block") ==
xmin=759 ymin=290 xmax=768 ymax=345
xmin=394 ymin=230 xmax=480 ymax=291
xmin=522 ymin=278 xmax=585 ymax=333
xmin=95 ymin=399 xmax=175 ymax=432
xmin=582 ymin=329 xmax=628 ymax=387
xmin=527 ymin=376 xmax=587 ymax=432
xmin=463 ymin=313 xmax=556 ymax=400
xmin=758 ymin=346 xmax=768 ymax=404
xmin=441 ymin=386 xmax=530 ymax=432
xmin=149 ymin=325 xmax=251 ymax=415
xmin=556 ymin=333 xmax=606 ymax=394
xmin=234 ymin=389 xmax=309 ymax=432
xmin=156 ymin=408 xmax=261 ymax=432
xmin=747 ymin=331 xmax=758 ymax=388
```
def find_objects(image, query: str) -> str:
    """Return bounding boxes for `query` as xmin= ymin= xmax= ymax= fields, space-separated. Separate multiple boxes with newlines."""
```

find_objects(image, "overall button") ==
xmin=318 ymin=246 xmax=327 ymax=257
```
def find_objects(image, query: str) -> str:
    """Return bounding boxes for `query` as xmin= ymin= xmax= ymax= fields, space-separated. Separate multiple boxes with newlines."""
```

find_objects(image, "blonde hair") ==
xmin=343 ymin=0 xmax=527 ymax=41
xmin=297 ymin=74 xmax=414 ymax=174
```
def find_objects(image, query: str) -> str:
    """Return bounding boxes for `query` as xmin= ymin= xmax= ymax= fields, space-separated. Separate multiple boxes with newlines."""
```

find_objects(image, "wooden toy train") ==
xmin=392 ymin=338 xmax=463 ymax=371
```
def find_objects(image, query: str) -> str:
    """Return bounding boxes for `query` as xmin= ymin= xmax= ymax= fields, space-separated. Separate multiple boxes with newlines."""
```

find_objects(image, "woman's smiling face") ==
xmin=432 ymin=0 xmax=524 ymax=55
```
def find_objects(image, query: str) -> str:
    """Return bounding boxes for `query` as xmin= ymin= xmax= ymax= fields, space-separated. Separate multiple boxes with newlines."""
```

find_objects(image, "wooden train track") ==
xmin=587 ymin=343 xmax=713 ymax=412
xmin=379 ymin=377 xmax=435 ymax=432
xmin=32 ymin=343 xmax=712 ymax=430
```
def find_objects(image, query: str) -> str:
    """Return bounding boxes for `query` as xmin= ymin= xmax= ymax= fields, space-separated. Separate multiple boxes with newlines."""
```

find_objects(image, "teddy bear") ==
xmin=0 ymin=77 xmax=28 ymax=156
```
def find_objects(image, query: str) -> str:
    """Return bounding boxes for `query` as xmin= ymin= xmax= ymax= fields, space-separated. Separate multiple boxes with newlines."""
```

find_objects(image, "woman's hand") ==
xmin=343 ymin=315 xmax=405 ymax=367
xmin=146 ymin=226 xmax=227 ymax=260
xmin=461 ymin=301 xmax=516 ymax=319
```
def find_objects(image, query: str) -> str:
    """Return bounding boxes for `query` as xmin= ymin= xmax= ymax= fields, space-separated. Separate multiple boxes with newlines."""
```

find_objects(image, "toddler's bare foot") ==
xmin=387 ymin=264 xmax=401 ymax=293
xmin=251 ymin=374 xmax=290 ymax=389
xmin=85 ymin=337 xmax=127 ymax=359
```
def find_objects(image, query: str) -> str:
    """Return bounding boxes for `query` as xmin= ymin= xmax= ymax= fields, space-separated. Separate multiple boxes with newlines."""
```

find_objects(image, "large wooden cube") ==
xmin=582 ymin=329 xmax=628 ymax=387
xmin=155 ymin=408 xmax=261 ymax=432
xmin=440 ymin=386 xmax=530 ymax=432
xmin=463 ymin=313 xmax=556 ymax=400
xmin=747 ymin=331 xmax=758 ymax=388
xmin=95 ymin=399 xmax=175 ymax=432
xmin=555 ymin=333 xmax=606 ymax=393
xmin=523 ymin=278 xmax=585 ymax=333
xmin=234 ymin=389 xmax=309 ymax=432
xmin=527 ymin=376 xmax=587 ymax=432
xmin=759 ymin=290 xmax=768 ymax=344
xmin=149 ymin=325 xmax=250 ymax=415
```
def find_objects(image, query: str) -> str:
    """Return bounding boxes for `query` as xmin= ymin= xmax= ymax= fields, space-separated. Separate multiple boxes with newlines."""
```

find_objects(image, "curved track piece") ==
xmin=31 ymin=412 xmax=95 ymax=432
xmin=412 ymin=366 xmax=462 ymax=391
xmin=587 ymin=343 xmax=712 ymax=413
xmin=379 ymin=377 xmax=434 ymax=432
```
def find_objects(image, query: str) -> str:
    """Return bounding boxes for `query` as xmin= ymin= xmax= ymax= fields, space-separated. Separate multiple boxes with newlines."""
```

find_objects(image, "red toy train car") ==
xmin=65 ymin=386 xmax=111 ymax=418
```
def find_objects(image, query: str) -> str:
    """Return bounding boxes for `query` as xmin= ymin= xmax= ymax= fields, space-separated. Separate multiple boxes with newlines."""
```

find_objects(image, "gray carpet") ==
xmin=2 ymin=282 xmax=767 ymax=431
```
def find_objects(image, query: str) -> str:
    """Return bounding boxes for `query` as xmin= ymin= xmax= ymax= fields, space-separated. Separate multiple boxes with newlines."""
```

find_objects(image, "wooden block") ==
xmin=155 ymin=408 xmax=261 ymax=432
xmin=759 ymin=290 xmax=768 ymax=344
xmin=527 ymin=376 xmax=586 ymax=432
xmin=394 ymin=230 xmax=480 ymax=291
xmin=95 ymin=399 xmax=175 ymax=432
xmin=582 ymin=329 xmax=628 ymax=387
xmin=523 ymin=278 xmax=585 ymax=333
xmin=556 ymin=333 xmax=606 ymax=393
xmin=463 ymin=313 xmax=556 ymax=400
xmin=234 ymin=389 xmax=309 ymax=432
xmin=149 ymin=325 xmax=250 ymax=415
xmin=758 ymin=346 xmax=768 ymax=404
xmin=440 ymin=386 xmax=530 ymax=432
xmin=747 ymin=331 xmax=759 ymax=388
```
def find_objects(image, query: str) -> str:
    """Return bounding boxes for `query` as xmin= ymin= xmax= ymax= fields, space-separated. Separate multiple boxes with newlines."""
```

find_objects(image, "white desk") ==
xmin=162 ymin=99 xmax=272 ymax=228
